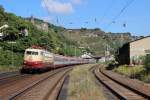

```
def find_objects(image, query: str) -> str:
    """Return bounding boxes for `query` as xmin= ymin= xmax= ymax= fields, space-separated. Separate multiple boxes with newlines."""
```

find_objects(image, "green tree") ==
xmin=5 ymin=26 xmax=19 ymax=40
xmin=144 ymin=54 xmax=150 ymax=72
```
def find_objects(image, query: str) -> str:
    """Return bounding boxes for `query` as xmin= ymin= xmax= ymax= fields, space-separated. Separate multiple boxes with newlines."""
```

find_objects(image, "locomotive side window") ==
xmin=43 ymin=51 xmax=53 ymax=58
xmin=41 ymin=52 xmax=44 ymax=56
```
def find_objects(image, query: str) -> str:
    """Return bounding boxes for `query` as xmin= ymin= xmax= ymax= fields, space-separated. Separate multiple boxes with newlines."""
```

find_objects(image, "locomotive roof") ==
xmin=26 ymin=48 xmax=44 ymax=51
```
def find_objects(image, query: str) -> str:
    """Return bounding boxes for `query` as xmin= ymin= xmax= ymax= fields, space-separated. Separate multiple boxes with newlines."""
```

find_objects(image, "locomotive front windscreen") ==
xmin=26 ymin=51 xmax=39 ymax=55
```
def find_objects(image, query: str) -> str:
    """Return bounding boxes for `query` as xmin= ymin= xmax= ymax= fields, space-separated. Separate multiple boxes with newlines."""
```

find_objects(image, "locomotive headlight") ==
xmin=23 ymin=61 xmax=26 ymax=64
xmin=35 ymin=62 xmax=38 ymax=64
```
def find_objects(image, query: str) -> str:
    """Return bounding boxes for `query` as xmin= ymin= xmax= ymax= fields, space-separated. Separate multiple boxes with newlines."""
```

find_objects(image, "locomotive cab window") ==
xmin=32 ymin=52 xmax=38 ymax=55
xmin=26 ymin=51 xmax=32 ymax=55
xmin=26 ymin=51 xmax=38 ymax=55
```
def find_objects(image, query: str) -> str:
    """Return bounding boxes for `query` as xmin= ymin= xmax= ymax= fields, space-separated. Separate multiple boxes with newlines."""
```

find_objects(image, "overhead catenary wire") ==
xmin=114 ymin=0 xmax=135 ymax=21
xmin=42 ymin=0 xmax=60 ymax=25
xmin=65 ymin=0 xmax=117 ymax=27
xmin=42 ymin=0 xmax=134 ymax=29
xmin=42 ymin=0 xmax=50 ymax=15
xmin=42 ymin=0 xmax=53 ymax=20
xmin=42 ymin=0 xmax=114 ymax=28
xmin=105 ymin=0 xmax=135 ymax=29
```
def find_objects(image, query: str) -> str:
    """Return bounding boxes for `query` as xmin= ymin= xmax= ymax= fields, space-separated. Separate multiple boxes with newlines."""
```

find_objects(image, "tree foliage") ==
xmin=0 ymin=6 xmax=82 ymax=67
xmin=144 ymin=54 xmax=150 ymax=72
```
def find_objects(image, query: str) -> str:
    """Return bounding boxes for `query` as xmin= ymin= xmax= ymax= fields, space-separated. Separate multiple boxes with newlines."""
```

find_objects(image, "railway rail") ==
xmin=0 ymin=72 xmax=31 ymax=87
xmin=0 ymin=67 xmax=72 ymax=100
xmin=92 ymin=65 xmax=150 ymax=100
xmin=0 ymin=71 xmax=20 ymax=80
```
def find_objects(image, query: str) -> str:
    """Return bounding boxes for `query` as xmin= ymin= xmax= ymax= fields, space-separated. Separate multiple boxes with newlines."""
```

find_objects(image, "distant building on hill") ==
xmin=30 ymin=15 xmax=35 ymax=24
xmin=0 ymin=32 xmax=4 ymax=40
xmin=19 ymin=28 xmax=28 ymax=37
xmin=28 ymin=16 xmax=49 ymax=32
xmin=116 ymin=36 xmax=150 ymax=65
xmin=81 ymin=53 xmax=92 ymax=59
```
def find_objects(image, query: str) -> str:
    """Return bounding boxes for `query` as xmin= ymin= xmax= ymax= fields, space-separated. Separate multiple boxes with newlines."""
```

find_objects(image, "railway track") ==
xmin=93 ymin=65 xmax=150 ymax=100
xmin=0 ymin=71 xmax=32 ymax=89
xmin=0 ymin=71 xmax=20 ymax=80
xmin=0 ymin=67 xmax=72 ymax=100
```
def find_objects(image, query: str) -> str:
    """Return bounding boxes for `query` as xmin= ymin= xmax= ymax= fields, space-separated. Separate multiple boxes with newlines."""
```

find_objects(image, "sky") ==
xmin=0 ymin=0 xmax=150 ymax=36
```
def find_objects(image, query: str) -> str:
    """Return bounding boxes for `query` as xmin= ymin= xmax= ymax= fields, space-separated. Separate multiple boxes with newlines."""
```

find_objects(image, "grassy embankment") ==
xmin=113 ymin=65 xmax=150 ymax=83
xmin=67 ymin=64 xmax=106 ymax=100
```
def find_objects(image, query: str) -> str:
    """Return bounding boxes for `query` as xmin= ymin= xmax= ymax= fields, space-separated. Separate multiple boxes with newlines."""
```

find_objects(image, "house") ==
xmin=116 ymin=36 xmax=150 ymax=65
xmin=81 ymin=53 xmax=92 ymax=59
xmin=0 ymin=32 xmax=4 ymax=40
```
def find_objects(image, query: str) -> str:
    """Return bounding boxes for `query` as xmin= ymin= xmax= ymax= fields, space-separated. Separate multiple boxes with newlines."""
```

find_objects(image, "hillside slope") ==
xmin=62 ymin=28 xmax=135 ymax=56
xmin=0 ymin=6 xmax=81 ymax=68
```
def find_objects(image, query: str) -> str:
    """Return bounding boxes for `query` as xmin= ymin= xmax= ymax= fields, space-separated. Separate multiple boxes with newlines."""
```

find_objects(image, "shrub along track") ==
xmin=0 ymin=67 xmax=72 ymax=100
xmin=92 ymin=65 xmax=150 ymax=100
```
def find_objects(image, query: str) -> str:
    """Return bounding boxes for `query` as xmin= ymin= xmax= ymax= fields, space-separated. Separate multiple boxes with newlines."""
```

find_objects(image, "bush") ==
xmin=0 ymin=49 xmax=23 ymax=67
xmin=80 ymin=28 xmax=87 ymax=32
xmin=144 ymin=54 xmax=150 ymax=71
xmin=113 ymin=65 xmax=144 ymax=77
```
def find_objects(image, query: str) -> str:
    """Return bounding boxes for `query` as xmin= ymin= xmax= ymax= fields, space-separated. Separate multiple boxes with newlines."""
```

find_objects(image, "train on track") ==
xmin=21 ymin=46 xmax=89 ymax=73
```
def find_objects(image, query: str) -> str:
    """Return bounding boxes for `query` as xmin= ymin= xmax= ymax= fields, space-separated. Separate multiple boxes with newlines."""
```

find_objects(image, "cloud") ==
xmin=42 ymin=0 xmax=73 ymax=14
xmin=41 ymin=16 xmax=54 ymax=22
xmin=71 ymin=0 xmax=82 ymax=5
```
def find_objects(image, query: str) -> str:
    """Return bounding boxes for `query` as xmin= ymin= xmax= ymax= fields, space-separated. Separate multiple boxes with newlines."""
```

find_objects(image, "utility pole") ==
xmin=8 ymin=41 xmax=16 ymax=67
xmin=105 ymin=44 xmax=109 ymax=62
xmin=74 ymin=46 xmax=77 ymax=57
xmin=105 ymin=44 xmax=107 ymax=62
xmin=121 ymin=34 xmax=124 ymax=46
xmin=65 ymin=43 xmax=67 ymax=56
